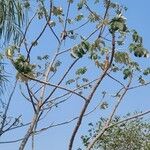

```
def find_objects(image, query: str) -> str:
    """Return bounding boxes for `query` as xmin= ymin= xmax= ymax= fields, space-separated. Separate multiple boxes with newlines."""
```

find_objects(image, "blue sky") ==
xmin=1 ymin=1 xmax=150 ymax=150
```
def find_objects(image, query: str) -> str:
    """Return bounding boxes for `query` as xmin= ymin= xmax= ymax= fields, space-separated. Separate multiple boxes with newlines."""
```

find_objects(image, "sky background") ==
xmin=0 ymin=1 xmax=150 ymax=150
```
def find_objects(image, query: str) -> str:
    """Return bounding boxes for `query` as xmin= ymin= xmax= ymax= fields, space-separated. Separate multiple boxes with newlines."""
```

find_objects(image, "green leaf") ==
xmin=123 ymin=68 xmax=132 ymax=79
xmin=132 ymin=30 xmax=139 ymax=42
xmin=114 ymin=52 xmax=130 ymax=65
xmin=76 ymin=67 xmax=87 ymax=76
xmin=66 ymin=79 xmax=75 ymax=85
xmin=52 ymin=6 xmax=63 ymax=16
xmin=100 ymin=101 xmax=108 ymax=109
xmin=75 ymin=14 xmax=84 ymax=21
xmin=77 ymin=0 xmax=86 ymax=10
xmin=138 ymin=76 xmax=145 ymax=85
xmin=109 ymin=15 xmax=127 ymax=33
xmin=81 ymin=40 xmax=90 ymax=51
xmin=143 ymin=68 xmax=150 ymax=75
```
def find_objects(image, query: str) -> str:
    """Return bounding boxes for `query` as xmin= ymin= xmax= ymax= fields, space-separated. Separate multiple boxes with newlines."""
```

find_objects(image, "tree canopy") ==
xmin=0 ymin=0 xmax=150 ymax=150
xmin=81 ymin=113 xmax=150 ymax=150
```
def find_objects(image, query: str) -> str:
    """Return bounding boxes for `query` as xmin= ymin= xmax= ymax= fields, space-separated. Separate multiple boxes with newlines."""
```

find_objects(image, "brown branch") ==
xmin=42 ymin=59 xmax=79 ymax=105
xmin=19 ymin=112 xmax=39 ymax=150
xmin=35 ymin=99 xmax=104 ymax=135
xmin=18 ymin=12 xmax=37 ymax=48
xmin=0 ymin=138 xmax=23 ymax=144
xmin=98 ymin=0 xmax=111 ymax=38
xmin=108 ymin=109 xmax=150 ymax=129
xmin=24 ymin=74 xmax=87 ymax=101
xmin=26 ymin=0 xmax=53 ymax=60
xmin=3 ymin=115 xmax=22 ymax=133
xmin=26 ymin=83 xmax=37 ymax=113
xmin=107 ymin=73 xmax=125 ymax=88
xmin=68 ymin=33 xmax=116 ymax=150
xmin=26 ymin=21 xmax=48 ymax=60
xmin=128 ymin=81 xmax=150 ymax=90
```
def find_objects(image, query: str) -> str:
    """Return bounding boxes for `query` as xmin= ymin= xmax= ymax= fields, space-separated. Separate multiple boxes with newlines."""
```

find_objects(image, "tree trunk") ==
xmin=19 ymin=113 xmax=39 ymax=150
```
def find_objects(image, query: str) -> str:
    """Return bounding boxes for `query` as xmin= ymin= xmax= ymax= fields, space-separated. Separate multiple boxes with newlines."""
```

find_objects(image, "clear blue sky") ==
xmin=1 ymin=1 xmax=150 ymax=150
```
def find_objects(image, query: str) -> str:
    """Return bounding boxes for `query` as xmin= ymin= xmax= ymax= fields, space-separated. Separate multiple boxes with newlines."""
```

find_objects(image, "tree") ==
xmin=0 ymin=0 xmax=28 ymax=92
xmin=0 ymin=0 xmax=28 ymax=44
xmin=81 ymin=113 xmax=150 ymax=150
xmin=0 ymin=0 xmax=150 ymax=150
xmin=0 ymin=0 xmax=28 ymax=138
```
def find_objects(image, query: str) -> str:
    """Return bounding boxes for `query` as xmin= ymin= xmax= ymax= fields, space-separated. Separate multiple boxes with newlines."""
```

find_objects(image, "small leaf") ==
xmin=75 ymin=14 xmax=84 ymax=21
xmin=76 ymin=67 xmax=87 ymax=76
xmin=100 ymin=101 xmax=108 ymax=109
xmin=66 ymin=79 xmax=75 ymax=85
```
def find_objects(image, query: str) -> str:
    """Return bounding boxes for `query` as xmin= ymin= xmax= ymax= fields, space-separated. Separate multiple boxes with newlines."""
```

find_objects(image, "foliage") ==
xmin=0 ymin=0 xmax=28 ymax=45
xmin=81 ymin=114 xmax=150 ymax=150
xmin=0 ymin=0 xmax=28 ymax=93
xmin=0 ymin=0 xmax=149 ymax=150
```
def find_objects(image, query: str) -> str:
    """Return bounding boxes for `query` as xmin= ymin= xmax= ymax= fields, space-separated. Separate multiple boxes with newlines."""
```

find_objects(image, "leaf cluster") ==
xmin=13 ymin=55 xmax=35 ymax=75
xmin=0 ymin=0 xmax=28 ymax=44
xmin=129 ymin=30 xmax=149 ymax=58
xmin=81 ymin=114 xmax=150 ymax=150
xmin=70 ymin=40 xmax=90 ymax=58
xmin=109 ymin=15 xmax=127 ymax=34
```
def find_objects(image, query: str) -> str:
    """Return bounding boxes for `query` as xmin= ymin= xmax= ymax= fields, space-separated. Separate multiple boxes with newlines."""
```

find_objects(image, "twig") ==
xmin=0 ymin=80 xmax=17 ymax=136
xmin=23 ymin=72 xmax=87 ymax=101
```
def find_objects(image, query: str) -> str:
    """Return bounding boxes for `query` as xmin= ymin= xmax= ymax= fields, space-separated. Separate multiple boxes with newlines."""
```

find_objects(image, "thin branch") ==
xmin=26 ymin=83 xmax=37 ymax=113
xmin=19 ymin=113 xmax=39 ymax=150
xmin=0 ymin=138 xmax=23 ymax=144
xmin=27 ymin=0 xmax=53 ymax=60
xmin=108 ymin=109 xmax=150 ymax=129
xmin=107 ymin=73 xmax=125 ymax=88
xmin=71 ymin=20 xmax=90 ymax=31
xmin=64 ymin=1 xmax=71 ymax=31
xmin=0 ymin=80 xmax=17 ymax=136
xmin=18 ymin=12 xmax=37 ymax=48
xmin=3 ymin=115 xmax=22 ymax=133
xmin=23 ymin=73 xmax=87 ymax=101
xmin=42 ymin=59 xmax=79 ymax=105
xmin=128 ymin=81 xmax=150 ymax=90
xmin=35 ymin=99 xmax=104 ymax=135
xmin=26 ymin=21 xmax=48 ymax=60
xmin=98 ymin=0 xmax=111 ymax=38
